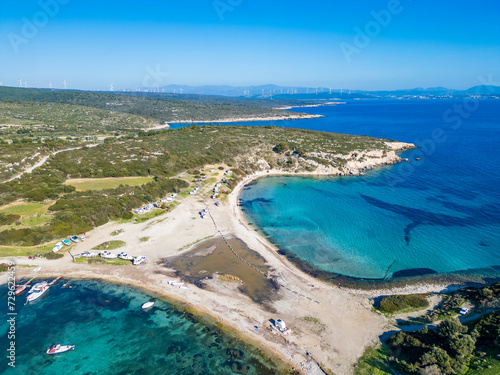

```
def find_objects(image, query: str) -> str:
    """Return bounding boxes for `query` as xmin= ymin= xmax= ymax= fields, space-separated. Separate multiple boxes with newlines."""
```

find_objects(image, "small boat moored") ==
xmin=46 ymin=344 xmax=75 ymax=355
xmin=62 ymin=239 xmax=71 ymax=246
xmin=26 ymin=282 xmax=50 ymax=303
xmin=141 ymin=301 xmax=155 ymax=309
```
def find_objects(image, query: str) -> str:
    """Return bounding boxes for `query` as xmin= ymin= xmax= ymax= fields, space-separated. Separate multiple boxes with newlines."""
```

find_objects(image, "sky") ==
xmin=0 ymin=0 xmax=499 ymax=91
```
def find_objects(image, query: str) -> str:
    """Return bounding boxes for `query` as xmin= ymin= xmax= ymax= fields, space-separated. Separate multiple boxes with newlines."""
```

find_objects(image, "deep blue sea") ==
xmin=236 ymin=100 xmax=500 ymax=279
xmin=0 ymin=280 xmax=279 ymax=375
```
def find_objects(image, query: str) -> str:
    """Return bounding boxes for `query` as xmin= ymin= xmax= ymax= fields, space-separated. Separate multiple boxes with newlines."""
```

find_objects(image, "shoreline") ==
xmin=229 ymin=169 xmax=497 ymax=297
xmin=3 ymin=142 xmax=494 ymax=375
xmin=167 ymin=113 xmax=324 ymax=124
xmin=8 ymin=272 xmax=292 ymax=374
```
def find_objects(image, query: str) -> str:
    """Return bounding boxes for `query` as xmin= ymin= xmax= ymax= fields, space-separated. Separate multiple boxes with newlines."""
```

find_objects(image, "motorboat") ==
xmin=62 ymin=239 xmax=71 ymax=246
xmin=52 ymin=242 xmax=64 ymax=252
xmin=100 ymin=251 xmax=117 ymax=259
xmin=81 ymin=251 xmax=97 ymax=258
xmin=69 ymin=236 xmax=80 ymax=243
xmin=133 ymin=256 xmax=147 ymax=265
xmin=14 ymin=277 xmax=36 ymax=295
xmin=118 ymin=252 xmax=133 ymax=261
xmin=46 ymin=344 xmax=75 ymax=355
xmin=26 ymin=282 xmax=50 ymax=303
xmin=141 ymin=301 xmax=155 ymax=309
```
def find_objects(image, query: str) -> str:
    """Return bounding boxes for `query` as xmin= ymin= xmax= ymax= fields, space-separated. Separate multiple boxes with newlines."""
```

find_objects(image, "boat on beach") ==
xmin=46 ymin=344 xmax=75 ymax=355
xmin=118 ymin=252 xmax=133 ymax=260
xmin=133 ymin=256 xmax=147 ymax=265
xmin=52 ymin=242 xmax=64 ymax=252
xmin=141 ymin=301 xmax=155 ymax=309
xmin=100 ymin=251 xmax=117 ymax=259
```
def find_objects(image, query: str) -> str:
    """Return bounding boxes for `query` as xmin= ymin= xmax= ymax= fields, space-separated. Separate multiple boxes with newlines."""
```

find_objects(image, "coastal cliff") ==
xmin=236 ymin=140 xmax=415 ymax=177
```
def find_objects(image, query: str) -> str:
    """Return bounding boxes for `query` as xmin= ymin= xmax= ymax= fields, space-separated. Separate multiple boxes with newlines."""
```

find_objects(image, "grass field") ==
xmin=354 ymin=345 xmax=394 ymax=375
xmin=64 ymin=176 xmax=154 ymax=191
xmin=92 ymin=240 xmax=126 ymax=251
xmin=0 ymin=201 xmax=54 ymax=231
xmin=0 ymin=242 xmax=56 ymax=257
xmin=74 ymin=257 xmax=131 ymax=266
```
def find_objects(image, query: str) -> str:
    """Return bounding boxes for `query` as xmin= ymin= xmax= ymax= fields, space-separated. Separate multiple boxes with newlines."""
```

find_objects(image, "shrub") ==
xmin=378 ymin=294 xmax=429 ymax=314
xmin=122 ymin=211 xmax=133 ymax=219
xmin=43 ymin=252 xmax=63 ymax=260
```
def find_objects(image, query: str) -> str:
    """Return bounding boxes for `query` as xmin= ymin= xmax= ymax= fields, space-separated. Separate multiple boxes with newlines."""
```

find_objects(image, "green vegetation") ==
xmin=0 ymin=201 xmax=54 ymax=231
xmin=139 ymin=236 xmax=150 ymax=242
xmin=92 ymin=240 xmax=126 ymax=250
xmin=377 ymin=294 xmax=429 ymax=314
xmin=354 ymin=345 xmax=393 ymax=375
xmin=74 ymin=257 xmax=131 ymax=266
xmin=0 ymin=100 xmax=156 ymax=136
xmin=111 ymin=229 xmax=124 ymax=236
xmin=368 ymin=283 xmax=500 ymax=375
xmin=388 ymin=318 xmax=477 ymax=374
xmin=0 ymin=243 xmax=55 ymax=257
xmin=64 ymin=176 xmax=155 ymax=191
xmin=43 ymin=252 xmax=64 ymax=260
xmin=0 ymin=86 xmax=314 ymax=137
xmin=0 ymin=114 xmax=391 ymax=251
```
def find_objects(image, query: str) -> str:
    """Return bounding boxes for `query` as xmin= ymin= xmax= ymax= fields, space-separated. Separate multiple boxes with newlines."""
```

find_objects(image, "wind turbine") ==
xmin=63 ymin=79 xmax=67 ymax=90
xmin=109 ymin=83 xmax=114 ymax=91
xmin=340 ymin=88 xmax=343 ymax=95
xmin=329 ymin=88 xmax=332 ymax=94
xmin=315 ymin=88 xmax=318 ymax=95
xmin=24 ymin=81 xmax=28 ymax=88
xmin=349 ymin=89 xmax=351 ymax=95
xmin=49 ymin=82 xmax=53 ymax=89
xmin=19 ymin=79 xmax=23 ymax=87
xmin=179 ymin=88 xmax=183 ymax=94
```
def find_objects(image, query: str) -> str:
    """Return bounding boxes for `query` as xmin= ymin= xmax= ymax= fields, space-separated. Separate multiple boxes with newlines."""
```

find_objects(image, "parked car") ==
xmin=459 ymin=307 xmax=469 ymax=315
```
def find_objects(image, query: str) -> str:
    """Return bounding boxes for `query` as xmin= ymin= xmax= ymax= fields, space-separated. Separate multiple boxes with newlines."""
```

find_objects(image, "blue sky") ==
xmin=1 ymin=0 xmax=499 ymax=90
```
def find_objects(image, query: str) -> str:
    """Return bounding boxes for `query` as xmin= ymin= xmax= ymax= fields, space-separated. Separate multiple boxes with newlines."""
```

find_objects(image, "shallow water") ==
xmin=238 ymin=100 xmax=500 ymax=280
xmin=0 ymin=279 xmax=281 ymax=375
xmin=168 ymin=237 xmax=278 ymax=305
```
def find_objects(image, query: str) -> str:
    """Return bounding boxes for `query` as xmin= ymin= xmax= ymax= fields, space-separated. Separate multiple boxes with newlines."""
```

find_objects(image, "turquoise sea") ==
xmin=0 ymin=280 xmax=279 ymax=375
xmin=238 ymin=100 xmax=500 ymax=280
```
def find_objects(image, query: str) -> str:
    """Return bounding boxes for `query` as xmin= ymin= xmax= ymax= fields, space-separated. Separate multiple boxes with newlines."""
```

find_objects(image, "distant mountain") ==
xmin=465 ymin=85 xmax=500 ymax=95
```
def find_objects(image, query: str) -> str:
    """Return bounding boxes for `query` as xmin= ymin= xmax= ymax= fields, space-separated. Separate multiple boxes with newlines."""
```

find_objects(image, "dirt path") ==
xmin=5 ymin=144 xmax=98 ymax=182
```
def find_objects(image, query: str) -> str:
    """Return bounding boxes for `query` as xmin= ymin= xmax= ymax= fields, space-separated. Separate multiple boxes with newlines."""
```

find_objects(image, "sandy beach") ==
xmin=1 ymin=145 xmax=463 ymax=375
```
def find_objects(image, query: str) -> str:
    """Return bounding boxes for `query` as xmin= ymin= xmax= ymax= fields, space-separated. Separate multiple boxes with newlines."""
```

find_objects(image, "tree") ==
xmin=420 ymin=346 xmax=453 ymax=374
xmin=274 ymin=142 xmax=289 ymax=153
xmin=437 ymin=318 xmax=467 ymax=339
xmin=420 ymin=365 xmax=443 ymax=375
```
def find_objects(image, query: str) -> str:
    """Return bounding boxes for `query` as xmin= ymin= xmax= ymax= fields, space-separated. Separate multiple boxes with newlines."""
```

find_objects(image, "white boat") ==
xmin=46 ymin=344 xmax=75 ymax=355
xmin=81 ymin=251 xmax=97 ymax=258
xmin=133 ymin=256 xmax=147 ymax=265
xmin=52 ymin=243 xmax=63 ymax=252
xmin=118 ymin=252 xmax=133 ymax=260
xmin=69 ymin=236 xmax=80 ymax=243
xmin=100 ymin=251 xmax=117 ymax=259
xmin=141 ymin=301 xmax=155 ymax=309
xmin=26 ymin=282 xmax=49 ymax=303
